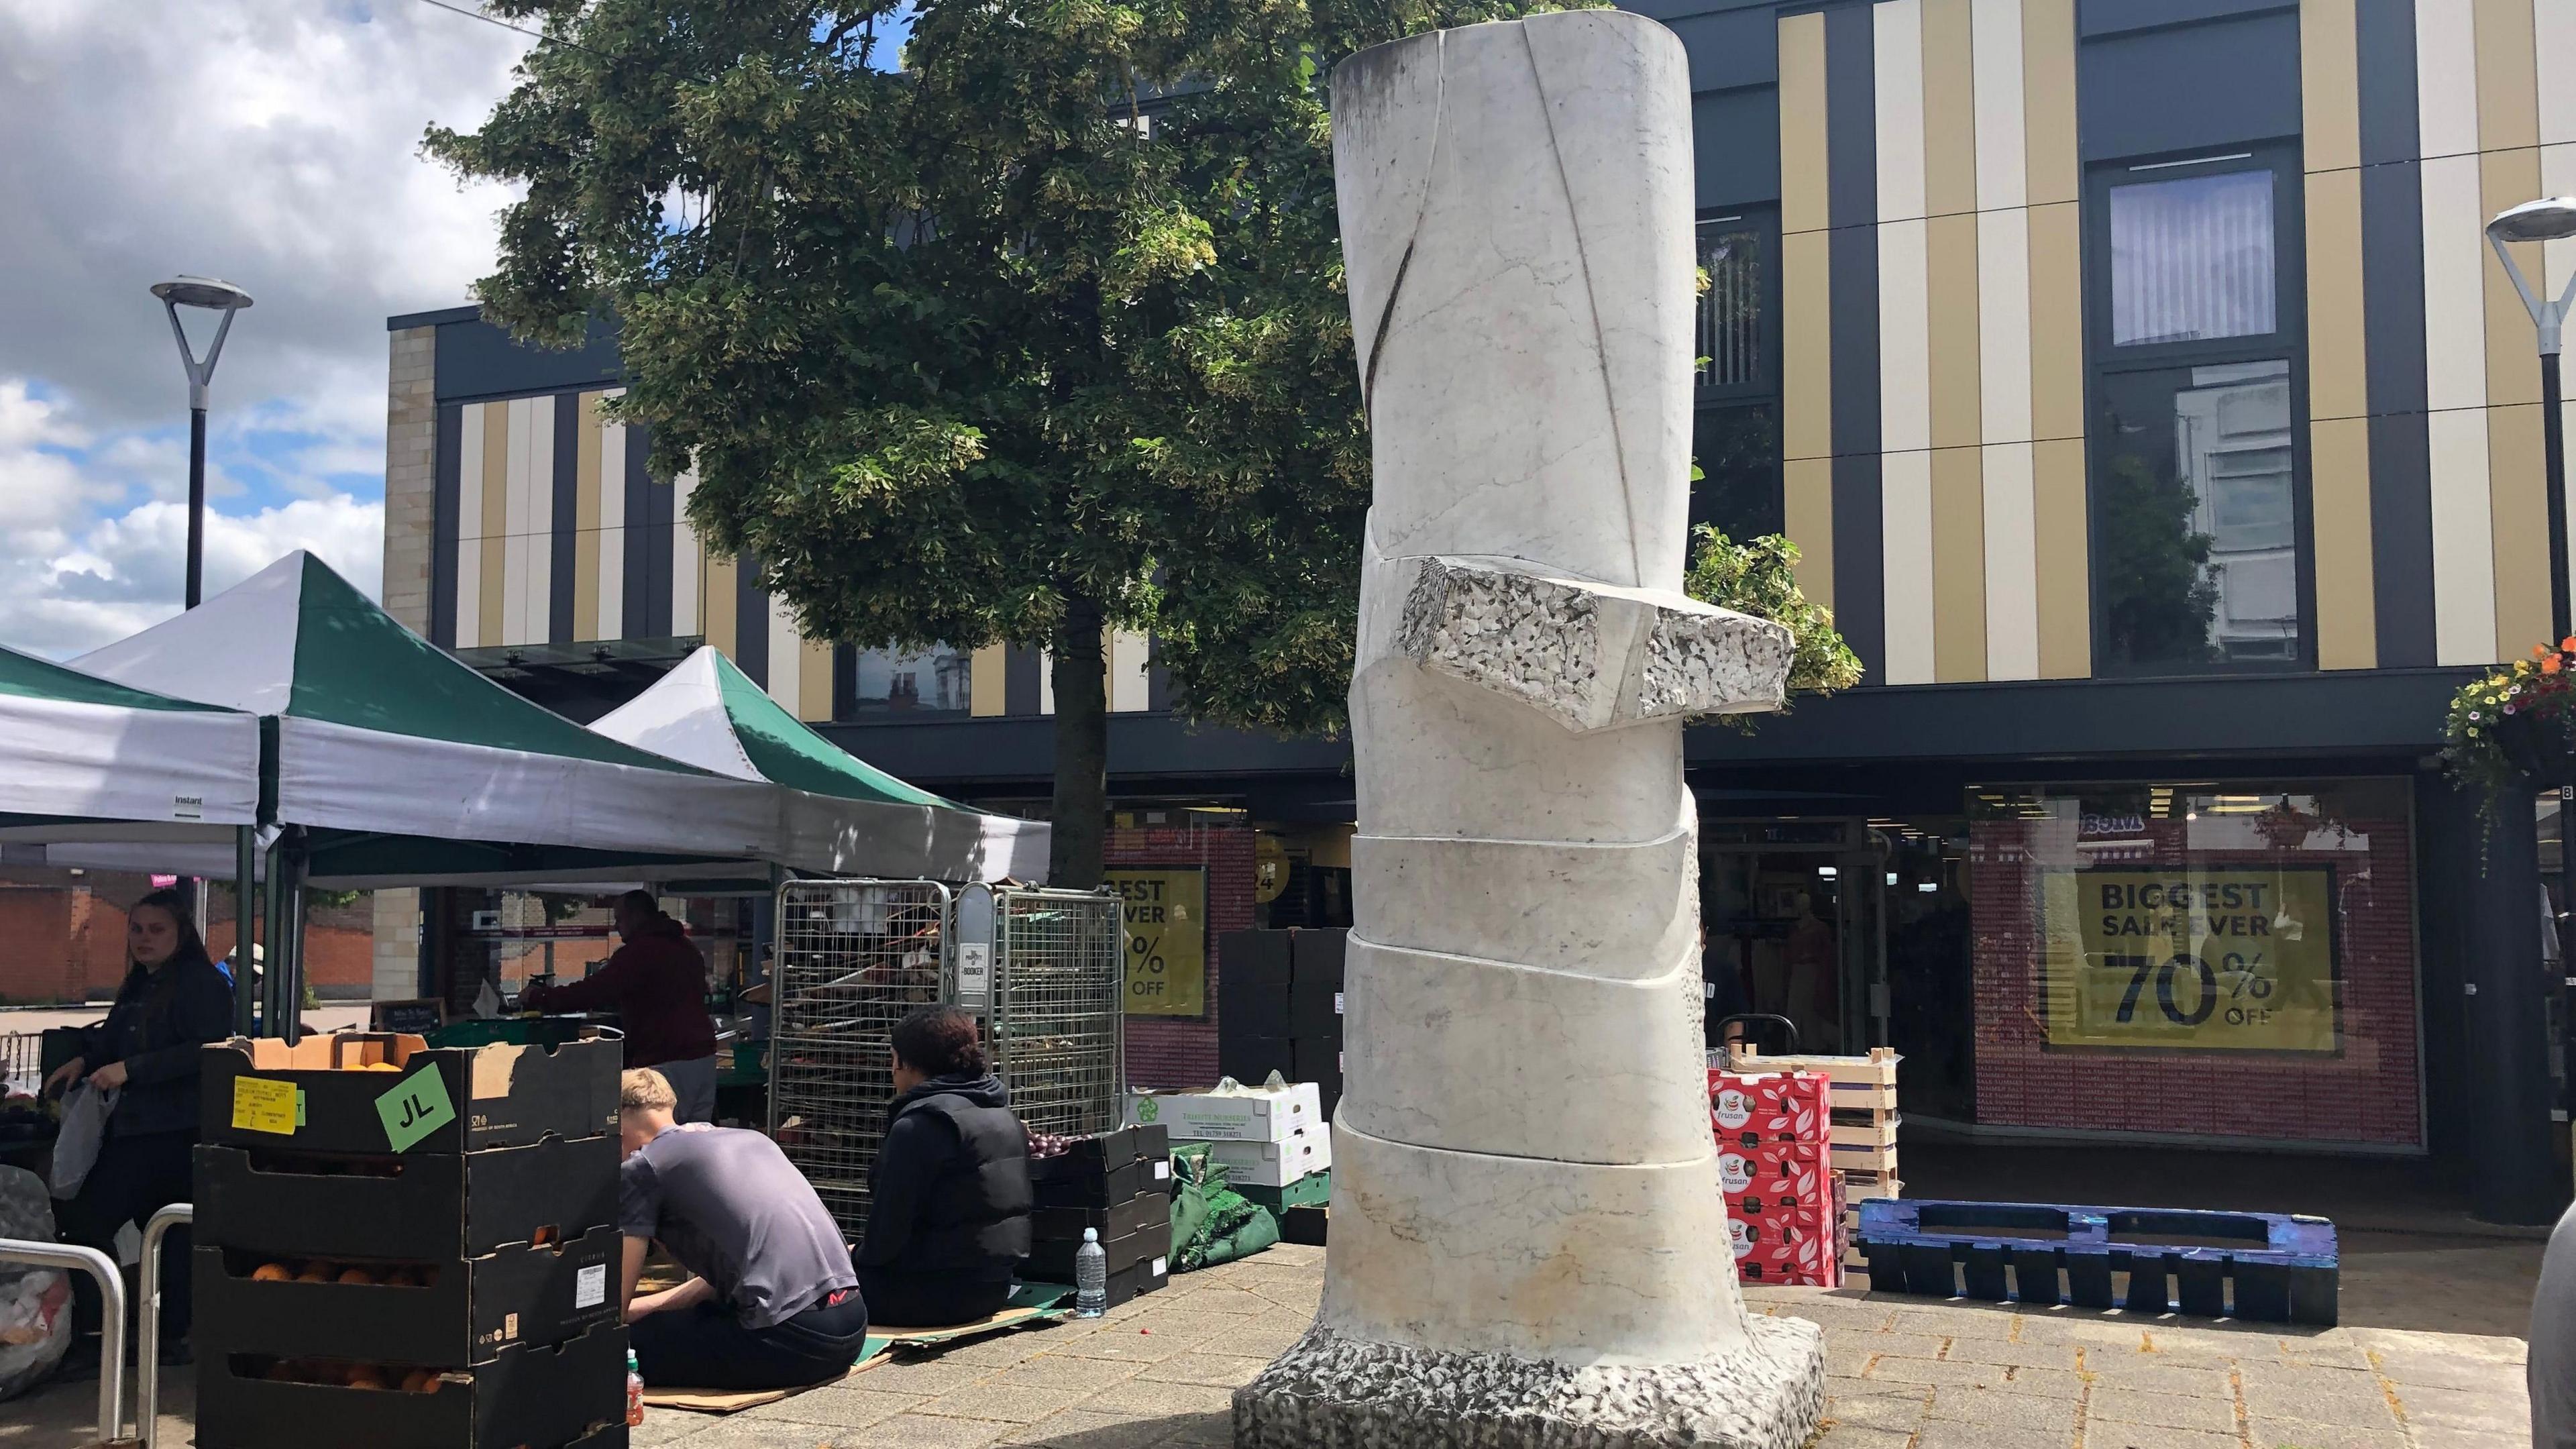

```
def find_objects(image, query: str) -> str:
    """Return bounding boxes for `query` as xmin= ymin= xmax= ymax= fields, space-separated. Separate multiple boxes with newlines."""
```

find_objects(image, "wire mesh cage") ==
xmin=991 ymin=888 xmax=1126 ymax=1140
xmin=767 ymin=879 xmax=953 ymax=1239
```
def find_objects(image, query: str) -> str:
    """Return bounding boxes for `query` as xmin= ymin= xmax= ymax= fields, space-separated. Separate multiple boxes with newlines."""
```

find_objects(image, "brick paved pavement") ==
xmin=1 ymin=1244 xmax=2530 ymax=1448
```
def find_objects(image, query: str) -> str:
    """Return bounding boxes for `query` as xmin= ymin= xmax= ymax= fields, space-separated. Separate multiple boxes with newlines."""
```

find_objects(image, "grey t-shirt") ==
xmin=621 ymin=1124 xmax=856 ymax=1330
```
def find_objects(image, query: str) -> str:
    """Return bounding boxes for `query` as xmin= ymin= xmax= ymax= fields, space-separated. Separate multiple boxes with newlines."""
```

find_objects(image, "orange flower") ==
xmin=2546 ymin=657 xmax=2563 ymax=676
xmin=2562 ymin=636 xmax=2575 ymax=653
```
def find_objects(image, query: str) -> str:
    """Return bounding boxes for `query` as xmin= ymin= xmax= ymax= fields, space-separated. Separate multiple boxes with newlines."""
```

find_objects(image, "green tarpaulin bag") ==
xmin=1168 ymin=1142 xmax=1283 ymax=1271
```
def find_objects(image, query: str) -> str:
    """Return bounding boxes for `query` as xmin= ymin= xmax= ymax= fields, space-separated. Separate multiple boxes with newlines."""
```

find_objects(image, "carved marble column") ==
xmin=1232 ymin=13 xmax=1825 ymax=1448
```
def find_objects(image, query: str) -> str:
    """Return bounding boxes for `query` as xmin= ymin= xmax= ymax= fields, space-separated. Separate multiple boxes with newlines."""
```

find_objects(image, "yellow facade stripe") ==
xmin=1779 ymin=13 xmax=1831 ymax=236
xmin=2306 ymin=163 xmax=2377 ymax=671
xmin=2031 ymin=437 xmax=2090 ymax=677
xmin=704 ymin=551 xmax=739 ymax=660
xmin=1785 ymin=458 xmax=1838 ymax=608
xmin=1927 ymin=213 xmax=1983 ymax=451
xmin=2310 ymin=417 xmax=2380 ymax=669
xmin=572 ymin=391 xmax=604 ymax=643
xmin=1931 ymin=446 xmax=1989 ymax=682
xmin=479 ymin=399 xmax=508 ymax=649
xmin=2300 ymin=0 xmax=2362 ymax=176
xmin=2020 ymin=0 xmax=2078 ymax=207
xmin=1920 ymin=0 xmax=1978 ymax=219
xmin=970 ymin=645 xmax=1006 ymax=718
xmin=1783 ymin=229 xmax=1837 ymax=465
xmin=2484 ymin=150 xmax=2546 ymax=411
xmin=800 ymin=639 xmax=834 ymax=722
xmin=2492 ymin=403 xmax=2552 ymax=653
xmin=2026 ymin=202 xmax=2085 ymax=443
xmin=2473 ymin=0 xmax=2541 ymax=156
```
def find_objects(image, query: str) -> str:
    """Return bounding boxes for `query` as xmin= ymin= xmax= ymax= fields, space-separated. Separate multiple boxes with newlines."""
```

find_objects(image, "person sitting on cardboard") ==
xmin=854 ymin=1006 xmax=1032 ymax=1327
xmin=616 ymin=1068 xmax=868 ymax=1390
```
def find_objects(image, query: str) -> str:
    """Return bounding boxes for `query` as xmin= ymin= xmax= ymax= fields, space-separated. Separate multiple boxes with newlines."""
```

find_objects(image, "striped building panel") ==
xmin=2303 ymin=0 xmax=2378 ymax=670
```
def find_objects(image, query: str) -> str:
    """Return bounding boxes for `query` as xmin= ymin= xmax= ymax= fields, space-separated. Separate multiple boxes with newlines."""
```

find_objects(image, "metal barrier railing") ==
xmin=0 ymin=1236 xmax=125 ymax=1446
xmin=137 ymin=1204 xmax=190 ymax=1449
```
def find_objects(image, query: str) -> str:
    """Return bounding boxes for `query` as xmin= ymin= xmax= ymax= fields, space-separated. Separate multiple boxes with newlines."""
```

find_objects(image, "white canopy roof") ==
xmin=0 ymin=641 xmax=262 ymax=872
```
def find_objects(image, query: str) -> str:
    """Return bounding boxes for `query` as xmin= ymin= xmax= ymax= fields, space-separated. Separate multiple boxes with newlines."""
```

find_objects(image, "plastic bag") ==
xmin=47 ymin=1082 xmax=115 ymax=1201
xmin=0 ymin=1166 xmax=73 ymax=1401
xmin=1169 ymin=1142 xmax=1279 ymax=1272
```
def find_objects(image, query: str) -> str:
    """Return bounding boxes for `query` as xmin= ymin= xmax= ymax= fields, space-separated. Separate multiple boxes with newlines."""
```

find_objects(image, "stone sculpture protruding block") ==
xmin=1234 ymin=12 xmax=1825 ymax=1449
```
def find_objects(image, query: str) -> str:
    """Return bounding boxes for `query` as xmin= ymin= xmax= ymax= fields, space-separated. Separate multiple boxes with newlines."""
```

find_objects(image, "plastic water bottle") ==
xmin=1074 ymin=1227 xmax=1108 ymax=1318
xmin=626 ymin=1348 xmax=645 ymax=1427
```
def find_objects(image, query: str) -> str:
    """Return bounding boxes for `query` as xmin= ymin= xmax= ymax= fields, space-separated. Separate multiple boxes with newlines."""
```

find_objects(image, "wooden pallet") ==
xmin=1727 ymin=1045 xmax=1899 ymax=1112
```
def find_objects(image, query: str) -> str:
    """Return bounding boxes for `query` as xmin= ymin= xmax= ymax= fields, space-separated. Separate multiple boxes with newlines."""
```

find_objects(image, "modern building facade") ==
xmin=384 ymin=0 xmax=2575 ymax=1222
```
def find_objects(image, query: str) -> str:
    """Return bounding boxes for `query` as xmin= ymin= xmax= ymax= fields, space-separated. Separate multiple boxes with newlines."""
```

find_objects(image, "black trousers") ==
xmin=628 ymin=1290 xmax=869 ymax=1393
xmin=58 ymin=1129 xmax=195 ymax=1343
xmin=855 ymin=1267 xmax=1012 ymax=1329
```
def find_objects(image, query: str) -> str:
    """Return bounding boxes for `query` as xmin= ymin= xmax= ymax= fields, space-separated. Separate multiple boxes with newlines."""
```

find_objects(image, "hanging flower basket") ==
xmin=2444 ymin=639 xmax=2576 ymax=808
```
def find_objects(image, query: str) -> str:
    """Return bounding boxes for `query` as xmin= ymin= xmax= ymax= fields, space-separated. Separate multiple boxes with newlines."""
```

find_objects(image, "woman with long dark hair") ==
xmin=42 ymin=886 xmax=233 ymax=1362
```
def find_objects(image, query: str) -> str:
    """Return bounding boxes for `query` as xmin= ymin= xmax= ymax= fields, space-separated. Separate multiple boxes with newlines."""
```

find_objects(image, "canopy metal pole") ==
xmin=137 ymin=1203 xmax=192 ymax=1448
xmin=261 ymin=835 xmax=290 ymax=1038
xmin=232 ymin=826 xmax=258 ymax=1036
xmin=278 ymin=833 xmax=308 ymax=1042
xmin=0 ymin=1240 xmax=123 ymax=1443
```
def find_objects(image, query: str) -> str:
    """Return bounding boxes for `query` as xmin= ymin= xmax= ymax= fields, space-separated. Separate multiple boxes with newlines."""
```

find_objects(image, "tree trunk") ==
xmin=1048 ymin=592 xmax=1110 ymax=888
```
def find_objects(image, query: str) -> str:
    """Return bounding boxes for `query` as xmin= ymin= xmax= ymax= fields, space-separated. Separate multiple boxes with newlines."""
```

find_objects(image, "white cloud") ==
xmin=0 ymin=1 xmax=529 ymax=653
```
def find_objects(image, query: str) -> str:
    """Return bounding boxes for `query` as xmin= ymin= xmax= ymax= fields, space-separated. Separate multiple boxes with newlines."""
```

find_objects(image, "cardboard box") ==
xmin=1026 ymin=1225 xmax=1162 ymax=1281
xmin=1727 ymin=1212 xmax=1841 ymax=1288
xmin=1289 ymin=929 xmax=1346 ymax=1038
xmin=195 ymin=1319 xmax=627 ymax=1449
xmin=1709 ymin=1069 xmax=1829 ymax=1151
xmin=1234 ymin=1169 xmax=1331 ymax=1214
xmin=202 ymin=1034 xmax=620 ymax=1157
xmin=1723 ymin=1144 xmax=1843 ymax=1289
xmin=1031 ymin=1192 xmax=1171 ymax=1245
xmin=1218 ymin=1034 xmax=1295 ymax=1086
xmin=1201 ymin=1130 xmax=1330 ymax=1188
xmin=195 ymin=1137 xmax=619 ymax=1261
xmin=193 ymin=1225 xmax=622 ymax=1368
xmin=1125 ymin=1082 xmax=1322 ymax=1143
xmin=1099 ymin=1254 xmax=1170 ymax=1309
xmin=1034 ymin=1159 xmax=1146 ymax=1210
xmin=1216 ymin=930 xmax=1293 ymax=1032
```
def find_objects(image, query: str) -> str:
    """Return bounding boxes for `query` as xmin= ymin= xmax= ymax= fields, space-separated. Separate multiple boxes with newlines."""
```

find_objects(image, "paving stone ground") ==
xmin=0 ymin=1244 xmax=2531 ymax=1448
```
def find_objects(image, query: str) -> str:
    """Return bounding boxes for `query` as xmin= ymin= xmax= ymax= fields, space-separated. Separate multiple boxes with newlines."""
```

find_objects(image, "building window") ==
xmin=1692 ymin=208 xmax=1782 ymax=546
xmin=832 ymin=643 xmax=973 ymax=720
xmin=2084 ymin=149 xmax=2308 ymax=674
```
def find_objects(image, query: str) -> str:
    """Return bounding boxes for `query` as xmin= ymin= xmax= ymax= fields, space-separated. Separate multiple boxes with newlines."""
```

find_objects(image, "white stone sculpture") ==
xmin=1232 ymin=13 xmax=1825 ymax=1449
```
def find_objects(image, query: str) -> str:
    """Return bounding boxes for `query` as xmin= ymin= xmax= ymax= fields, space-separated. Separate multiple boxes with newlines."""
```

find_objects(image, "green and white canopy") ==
xmin=76 ymin=552 xmax=780 ymax=888
xmin=588 ymin=646 xmax=1049 ymax=883
xmin=0 ymin=643 xmax=261 ymax=865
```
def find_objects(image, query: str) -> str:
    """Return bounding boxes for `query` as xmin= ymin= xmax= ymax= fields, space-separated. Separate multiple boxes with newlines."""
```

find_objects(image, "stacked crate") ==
xmin=1023 ymin=1125 xmax=1173 ymax=1309
xmin=1709 ymin=1068 xmax=1839 ymax=1287
xmin=193 ymin=1032 xmax=629 ymax=1449
xmin=1214 ymin=928 xmax=1346 ymax=1118
xmin=1729 ymin=1045 xmax=1902 ymax=1280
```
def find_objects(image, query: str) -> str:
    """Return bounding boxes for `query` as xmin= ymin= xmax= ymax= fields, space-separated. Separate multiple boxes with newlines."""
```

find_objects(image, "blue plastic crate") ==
xmin=1855 ymin=1198 xmax=2337 ymax=1326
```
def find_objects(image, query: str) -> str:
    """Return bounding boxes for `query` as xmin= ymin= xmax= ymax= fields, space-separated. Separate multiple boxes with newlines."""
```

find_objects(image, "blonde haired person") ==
xmin=615 ymin=1069 xmax=865 ymax=1389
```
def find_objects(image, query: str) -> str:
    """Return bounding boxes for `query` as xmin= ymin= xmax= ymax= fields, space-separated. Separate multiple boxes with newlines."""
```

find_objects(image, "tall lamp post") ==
xmin=2489 ymin=198 xmax=2576 ymax=1175
xmin=150 ymin=276 xmax=254 ymax=609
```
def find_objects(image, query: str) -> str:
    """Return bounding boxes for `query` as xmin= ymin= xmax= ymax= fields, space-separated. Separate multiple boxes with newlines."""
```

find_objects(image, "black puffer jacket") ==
xmin=76 ymin=947 xmax=235 ymax=1138
xmin=855 ymin=1073 xmax=1032 ymax=1282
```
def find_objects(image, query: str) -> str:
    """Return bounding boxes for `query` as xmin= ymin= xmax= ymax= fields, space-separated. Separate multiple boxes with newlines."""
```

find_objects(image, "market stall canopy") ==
xmin=75 ymin=552 xmax=778 ymax=888
xmin=588 ymin=646 xmax=1049 ymax=883
xmin=0 ymin=642 xmax=262 ymax=866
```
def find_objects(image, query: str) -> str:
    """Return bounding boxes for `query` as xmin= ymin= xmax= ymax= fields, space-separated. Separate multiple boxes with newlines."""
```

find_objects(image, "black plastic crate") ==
xmin=195 ymin=1137 xmax=618 ymax=1260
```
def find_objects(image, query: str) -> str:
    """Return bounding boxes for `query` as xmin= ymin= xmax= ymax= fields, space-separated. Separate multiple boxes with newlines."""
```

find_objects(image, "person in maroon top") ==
xmin=523 ymin=891 xmax=720 ymax=1121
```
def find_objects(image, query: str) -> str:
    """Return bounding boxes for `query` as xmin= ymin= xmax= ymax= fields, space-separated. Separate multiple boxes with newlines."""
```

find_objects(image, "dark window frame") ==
xmin=1690 ymin=203 xmax=1786 ymax=547
xmin=2079 ymin=140 xmax=2316 ymax=679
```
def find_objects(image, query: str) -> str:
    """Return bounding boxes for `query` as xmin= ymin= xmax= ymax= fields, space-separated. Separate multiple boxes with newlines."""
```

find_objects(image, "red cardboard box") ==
xmin=1727 ymin=1210 xmax=1841 ymax=1287
xmin=1709 ymin=1069 xmax=1829 ymax=1150
xmin=1720 ymin=1140 xmax=1843 ymax=1287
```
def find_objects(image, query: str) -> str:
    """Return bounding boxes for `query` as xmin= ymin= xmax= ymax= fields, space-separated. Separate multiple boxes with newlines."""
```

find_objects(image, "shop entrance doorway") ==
xmin=1699 ymin=820 xmax=1884 ymax=1058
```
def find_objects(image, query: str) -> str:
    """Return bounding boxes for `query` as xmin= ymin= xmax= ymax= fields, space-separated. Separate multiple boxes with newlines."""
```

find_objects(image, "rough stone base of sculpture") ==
xmin=1233 ymin=1316 xmax=1825 ymax=1449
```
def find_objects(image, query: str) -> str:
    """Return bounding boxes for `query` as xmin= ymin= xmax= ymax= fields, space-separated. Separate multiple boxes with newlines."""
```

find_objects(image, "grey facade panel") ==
xmin=550 ymin=390 xmax=580 ymax=645
xmin=2076 ymin=0 xmax=2295 ymax=39
xmin=623 ymin=422 xmax=654 ymax=641
xmin=733 ymin=552 xmax=769 ymax=687
xmin=432 ymin=402 xmax=462 ymax=649
xmin=2077 ymin=9 xmax=2302 ymax=162
xmin=1665 ymin=7 xmax=1776 ymax=93
xmin=433 ymin=315 xmax=622 ymax=404
xmin=1695 ymin=88 xmax=1782 ymax=207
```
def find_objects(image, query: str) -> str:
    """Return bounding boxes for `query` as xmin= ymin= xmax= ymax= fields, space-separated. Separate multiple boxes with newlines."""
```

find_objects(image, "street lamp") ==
xmin=150 ymin=276 xmax=254 ymax=610
xmin=2490 ymin=198 xmax=2576 ymax=1195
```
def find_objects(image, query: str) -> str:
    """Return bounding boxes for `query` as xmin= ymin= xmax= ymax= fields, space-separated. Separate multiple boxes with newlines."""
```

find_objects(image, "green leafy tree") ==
xmin=1681 ymin=525 xmax=1862 ymax=723
xmin=429 ymin=0 xmax=1559 ymax=885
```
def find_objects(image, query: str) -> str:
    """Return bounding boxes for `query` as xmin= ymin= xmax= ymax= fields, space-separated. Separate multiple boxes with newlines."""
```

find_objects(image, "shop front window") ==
xmin=833 ymin=643 xmax=973 ymax=719
xmin=1964 ymin=780 xmax=2420 ymax=1148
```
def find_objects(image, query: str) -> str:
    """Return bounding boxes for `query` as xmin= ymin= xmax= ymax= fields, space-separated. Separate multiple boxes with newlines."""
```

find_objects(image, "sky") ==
xmin=0 ymin=1 xmax=535 ymax=657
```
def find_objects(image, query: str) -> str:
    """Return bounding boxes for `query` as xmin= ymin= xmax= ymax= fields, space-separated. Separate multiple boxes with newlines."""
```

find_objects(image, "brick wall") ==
xmin=1110 ymin=824 xmax=1256 ymax=1090
xmin=0 ymin=873 xmax=378 ymax=1003
xmin=1967 ymin=818 xmax=2422 ymax=1147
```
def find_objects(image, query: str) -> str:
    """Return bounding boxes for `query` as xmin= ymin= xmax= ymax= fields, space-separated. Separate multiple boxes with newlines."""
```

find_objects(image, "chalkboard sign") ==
xmin=370 ymin=999 xmax=446 ymax=1035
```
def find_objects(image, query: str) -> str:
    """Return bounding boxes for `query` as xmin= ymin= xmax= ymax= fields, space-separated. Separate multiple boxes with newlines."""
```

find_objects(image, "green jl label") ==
xmin=375 ymin=1065 xmax=457 ymax=1152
